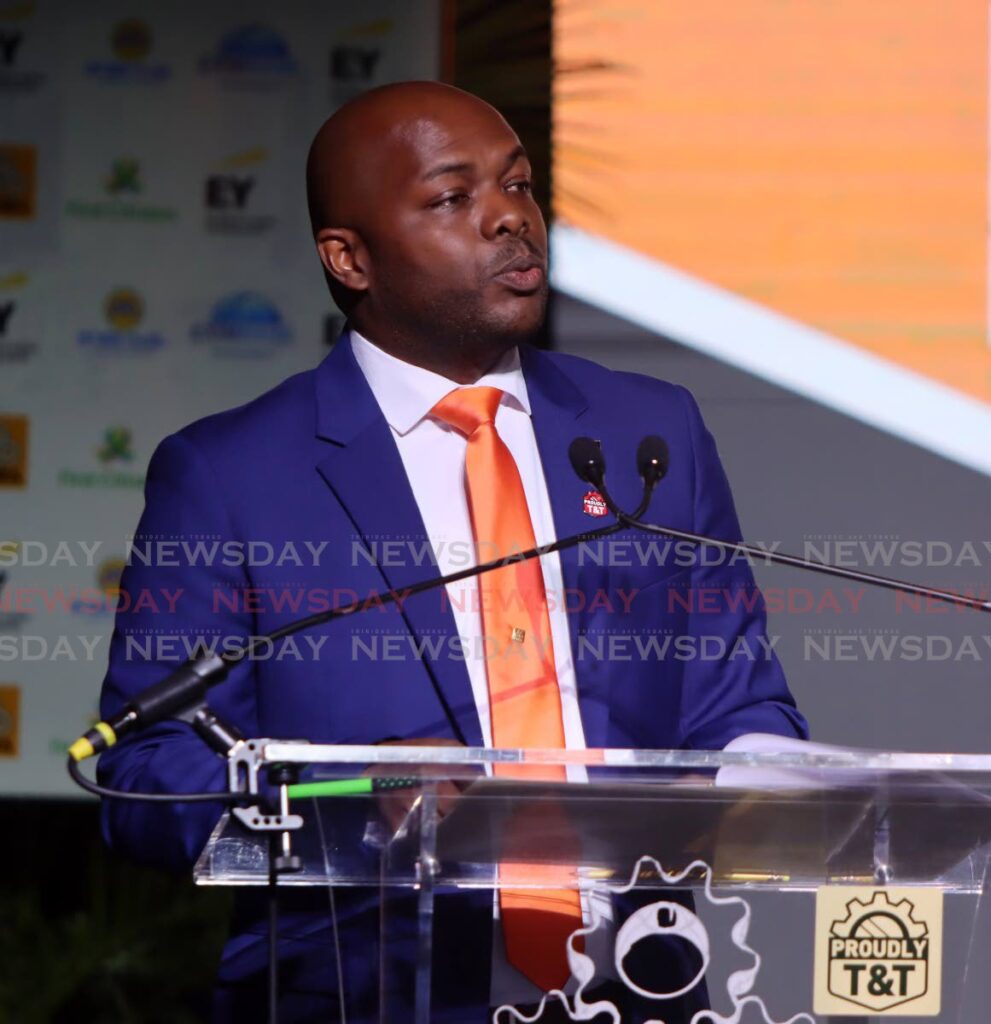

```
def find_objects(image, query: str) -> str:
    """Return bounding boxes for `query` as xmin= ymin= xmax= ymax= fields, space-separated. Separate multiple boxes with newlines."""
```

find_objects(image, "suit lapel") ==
xmin=314 ymin=335 xmax=483 ymax=745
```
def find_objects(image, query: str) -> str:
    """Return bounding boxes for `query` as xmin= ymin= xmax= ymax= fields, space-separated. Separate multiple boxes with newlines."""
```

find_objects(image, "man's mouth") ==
xmin=492 ymin=255 xmax=546 ymax=294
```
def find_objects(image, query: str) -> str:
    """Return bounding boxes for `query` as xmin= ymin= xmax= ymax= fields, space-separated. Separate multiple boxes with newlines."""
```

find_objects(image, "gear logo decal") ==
xmin=814 ymin=886 xmax=943 ymax=1017
xmin=615 ymin=901 xmax=709 ymax=1000
xmin=828 ymin=893 xmax=928 ymax=1011
xmin=493 ymin=857 xmax=815 ymax=1024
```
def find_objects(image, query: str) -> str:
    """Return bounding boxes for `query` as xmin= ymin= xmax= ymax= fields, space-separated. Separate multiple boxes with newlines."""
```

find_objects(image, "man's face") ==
xmin=361 ymin=102 xmax=549 ymax=352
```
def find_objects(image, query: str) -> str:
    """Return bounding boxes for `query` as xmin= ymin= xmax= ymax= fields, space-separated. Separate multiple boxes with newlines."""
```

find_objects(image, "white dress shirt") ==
xmin=350 ymin=330 xmax=609 ymax=1007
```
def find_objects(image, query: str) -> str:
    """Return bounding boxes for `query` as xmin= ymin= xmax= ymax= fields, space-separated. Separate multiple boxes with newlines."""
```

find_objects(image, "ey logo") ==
xmin=329 ymin=46 xmax=379 ymax=81
xmin=205 ymin=176 xmax=254 ymax=210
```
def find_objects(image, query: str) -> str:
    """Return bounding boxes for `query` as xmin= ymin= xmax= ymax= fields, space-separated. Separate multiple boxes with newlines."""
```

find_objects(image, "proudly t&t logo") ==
xmin=815 ymin=886 xmax=943 ymax=1016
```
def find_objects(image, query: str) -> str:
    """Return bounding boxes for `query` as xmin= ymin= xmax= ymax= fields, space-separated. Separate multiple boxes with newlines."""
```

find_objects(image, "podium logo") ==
xmin=815 ymin=886 xmax=943 ymax=1016
xmin=0 ymin=684 xmax=18 ymax=756
xmin=495 ymin=856 xmax=815 ymax=1024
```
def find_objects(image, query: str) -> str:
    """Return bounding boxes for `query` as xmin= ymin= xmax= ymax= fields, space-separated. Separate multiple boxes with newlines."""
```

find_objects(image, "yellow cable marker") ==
xmin=68 ymin=721 xmax=118 ymax=762
xmin=68 ymin=737 xmax=94 ymax=762
xmin=94 ymin=721 xmax=117 ymax=748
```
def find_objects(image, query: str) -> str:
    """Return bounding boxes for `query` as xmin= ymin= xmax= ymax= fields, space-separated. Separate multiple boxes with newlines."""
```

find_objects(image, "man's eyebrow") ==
xmin=422 ymin=159 xmax=473 ymax=182
xmin=500 ymin=144 xmax=529 ymax=173
xmin=420 ymin=145 xmax=529 ymax=183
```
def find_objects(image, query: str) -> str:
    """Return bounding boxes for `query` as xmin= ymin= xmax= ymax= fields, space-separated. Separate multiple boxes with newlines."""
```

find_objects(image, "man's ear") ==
xmin=315 ymin=227 xmax=370 ymax=294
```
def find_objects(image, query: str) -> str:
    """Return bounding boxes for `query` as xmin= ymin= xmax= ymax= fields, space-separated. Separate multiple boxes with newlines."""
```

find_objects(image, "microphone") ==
xmin=69 ymin=653 xmax=230 ymax=762
xmin=584 ymin=436 xmax=991 ymax=616
xmin=568 ymin=437 xmax=605 ymax=487
xmin=637 ymin=436 xmax=669 ymax=488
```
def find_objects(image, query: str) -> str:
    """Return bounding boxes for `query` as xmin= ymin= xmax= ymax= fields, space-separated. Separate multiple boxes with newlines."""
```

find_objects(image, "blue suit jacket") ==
xmin=98 ymin=334 xmax=807 ymax=1021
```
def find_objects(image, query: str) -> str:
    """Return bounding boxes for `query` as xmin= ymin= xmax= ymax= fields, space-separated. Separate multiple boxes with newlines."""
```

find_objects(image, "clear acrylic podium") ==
xmin=194 ymin=743 xmax=991 ymax=1022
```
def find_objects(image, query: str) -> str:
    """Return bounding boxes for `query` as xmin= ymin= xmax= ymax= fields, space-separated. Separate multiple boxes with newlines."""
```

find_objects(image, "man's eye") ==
xmin=432 ymin=193 xmax=468 ymax=209
xmin=507 ymin=179 xmax=533 ymax=193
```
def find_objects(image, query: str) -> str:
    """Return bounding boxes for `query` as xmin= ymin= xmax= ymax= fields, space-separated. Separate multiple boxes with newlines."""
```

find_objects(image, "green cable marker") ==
xmin=288 ymin=777 xmax=420 ymax=799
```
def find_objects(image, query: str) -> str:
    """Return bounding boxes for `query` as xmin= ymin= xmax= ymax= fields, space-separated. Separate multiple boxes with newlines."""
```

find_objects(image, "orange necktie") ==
xmin=431 ymin=386 xmax=581 ymax=992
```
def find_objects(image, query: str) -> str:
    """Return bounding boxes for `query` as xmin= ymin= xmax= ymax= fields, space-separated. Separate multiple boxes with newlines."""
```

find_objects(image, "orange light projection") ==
xmin=554 ymin=0 xmax=991 ymax=405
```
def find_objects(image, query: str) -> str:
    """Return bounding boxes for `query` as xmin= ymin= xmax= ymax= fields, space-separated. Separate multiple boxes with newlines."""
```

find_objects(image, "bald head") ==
xmin=305 ymin=80 xmax=548 ymax=382
xmin=306 ymin=81 xmax=512 ymax=241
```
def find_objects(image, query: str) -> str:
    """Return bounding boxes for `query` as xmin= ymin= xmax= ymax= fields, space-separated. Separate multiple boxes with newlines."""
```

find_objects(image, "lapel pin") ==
xmin=582 ymin=490 xmax=608 ymax=518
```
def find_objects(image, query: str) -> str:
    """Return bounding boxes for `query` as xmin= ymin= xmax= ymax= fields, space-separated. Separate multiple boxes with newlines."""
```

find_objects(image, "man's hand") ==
xmin=365 ymin=737 xmax=470 ymax=835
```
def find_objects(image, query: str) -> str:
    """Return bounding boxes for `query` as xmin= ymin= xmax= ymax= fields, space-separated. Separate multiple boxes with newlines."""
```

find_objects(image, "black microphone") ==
xmin=69 ymin=653 xmax=230 ymax=762
xmin=568 ymin=437 xmax=605 ymax=487
xmin=637 ymin=435 xmax=669 ymax=487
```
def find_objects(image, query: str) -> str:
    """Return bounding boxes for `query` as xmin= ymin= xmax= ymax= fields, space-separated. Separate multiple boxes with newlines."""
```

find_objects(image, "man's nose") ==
xmin=481 ymin=189 xmax=528 ymax=239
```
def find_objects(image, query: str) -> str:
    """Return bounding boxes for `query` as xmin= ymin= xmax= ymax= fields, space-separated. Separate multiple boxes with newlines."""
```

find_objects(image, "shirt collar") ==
xmin=349 ymin=329 xmax=532 ymax=436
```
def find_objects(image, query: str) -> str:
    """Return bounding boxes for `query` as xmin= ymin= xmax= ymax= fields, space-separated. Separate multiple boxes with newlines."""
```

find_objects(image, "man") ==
xmin=98 ymin=82 xmax=807 ymax=1022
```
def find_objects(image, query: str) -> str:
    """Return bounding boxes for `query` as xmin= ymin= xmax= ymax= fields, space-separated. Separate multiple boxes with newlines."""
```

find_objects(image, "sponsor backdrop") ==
xmin=0 ymin=0 xmax=441 ymax=795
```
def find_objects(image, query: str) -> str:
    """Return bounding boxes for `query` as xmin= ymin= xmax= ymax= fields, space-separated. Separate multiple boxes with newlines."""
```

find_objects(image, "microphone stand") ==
xmin=589 ymin=476 xmax=991 ymax=615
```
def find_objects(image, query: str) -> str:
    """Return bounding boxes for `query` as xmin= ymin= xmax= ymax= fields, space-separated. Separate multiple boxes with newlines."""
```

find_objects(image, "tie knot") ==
xmin=430 ymin=386 xmax=504 ymax=437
